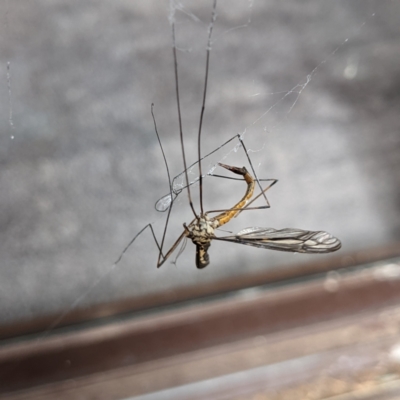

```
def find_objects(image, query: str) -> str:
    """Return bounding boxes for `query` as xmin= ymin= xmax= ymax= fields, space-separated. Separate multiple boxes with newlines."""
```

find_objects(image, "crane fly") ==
xmin=162 ymin=162 xmax=340 ymax=269
xmin=115 ymin=0 xmax=341 ymax=269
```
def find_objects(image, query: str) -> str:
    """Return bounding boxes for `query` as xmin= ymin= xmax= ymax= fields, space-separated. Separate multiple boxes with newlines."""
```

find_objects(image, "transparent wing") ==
xmin=155 ymin=192 xmax=177 ymax=212
xmin=214 ymin=227 xmax=341 ymax=253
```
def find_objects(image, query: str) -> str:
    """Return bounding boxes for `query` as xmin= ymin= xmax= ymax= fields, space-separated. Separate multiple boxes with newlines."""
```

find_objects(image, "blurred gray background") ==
xmin=0 ymin=0 xmax=399 ymax=325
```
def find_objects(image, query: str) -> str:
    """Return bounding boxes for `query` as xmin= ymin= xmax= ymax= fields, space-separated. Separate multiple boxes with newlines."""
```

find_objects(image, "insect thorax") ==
xmin=186 ymin=214 xmax=218 ymax=247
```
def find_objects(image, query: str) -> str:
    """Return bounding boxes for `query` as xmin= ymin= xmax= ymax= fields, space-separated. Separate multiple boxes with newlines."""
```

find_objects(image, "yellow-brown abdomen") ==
xmin=213 ymin=164 xmax=255 ymax=228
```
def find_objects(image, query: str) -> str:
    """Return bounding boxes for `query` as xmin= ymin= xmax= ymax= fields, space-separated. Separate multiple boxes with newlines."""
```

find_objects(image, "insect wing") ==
xmin=155 ymin=193 xmax=176 ymax=212
xmin=216 ymin=227 xmax=341 ymax=253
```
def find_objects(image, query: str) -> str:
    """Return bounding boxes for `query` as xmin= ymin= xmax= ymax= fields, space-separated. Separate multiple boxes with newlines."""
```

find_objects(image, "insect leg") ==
xmin=197 ymin=0 xmax=217 ymax=215
xmin=171 ymin=17 xmax=198 ymax=219
xmin=157 ymin=230 xmax=187 ymax=268
xmin=206 ymin=176 xmax=278 ymax=215
xmin=114 ymin=104 xmax=178 ymax=268
xmin=237 ymin=134 xmax=272 ymax=208
xmin=114 ymin=223 xmax=163 ymax=266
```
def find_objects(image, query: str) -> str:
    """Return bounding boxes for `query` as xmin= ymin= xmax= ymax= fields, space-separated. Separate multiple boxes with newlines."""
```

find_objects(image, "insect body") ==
xmin=183 ymin=163 xmax=254 ymax=268
xmin=184 ymin=215 xmax=215 ymax=269
xmin=176 ymin=162 xmax=341 ymax=269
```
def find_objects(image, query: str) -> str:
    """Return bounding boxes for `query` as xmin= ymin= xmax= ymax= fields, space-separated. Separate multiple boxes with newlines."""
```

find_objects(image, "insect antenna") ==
xmin=197 ymin=0 xmax=217 ymax=214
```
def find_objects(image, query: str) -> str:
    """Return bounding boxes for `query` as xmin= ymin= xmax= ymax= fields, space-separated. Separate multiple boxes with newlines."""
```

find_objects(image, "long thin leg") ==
xmin=238 ymin=135 xmax=272 ymax=208
xmin=117 ymin=4 xmax=218 ymax=267
xmin=157 ymin=134 xmax=276 ymax=212
xmin=115 ymin=104 xmax=181 ymax=268
xmin=151 ymin=104 xmax=176 ymax=264
xmin=238 ymin=178 xmax=278 ymax=212
xmin=114 ymin=222 xmax=189 ymax=268
xmin=170 ymin=134 xmax=243 ymax=196
xmin=158 ymin=230 xmax=187 ymax=268
xmin=171 ymin=17 xmax=197 ymax=219
xmin=156 ymin=134 xmax=244 ymax=212
xmin=114 ymin=223 xmax=162 ymax=266
xmin=197 ymin=0 xmax=217 ymax=215
xmin=206 ymin=177 xmax=278 ymax=215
